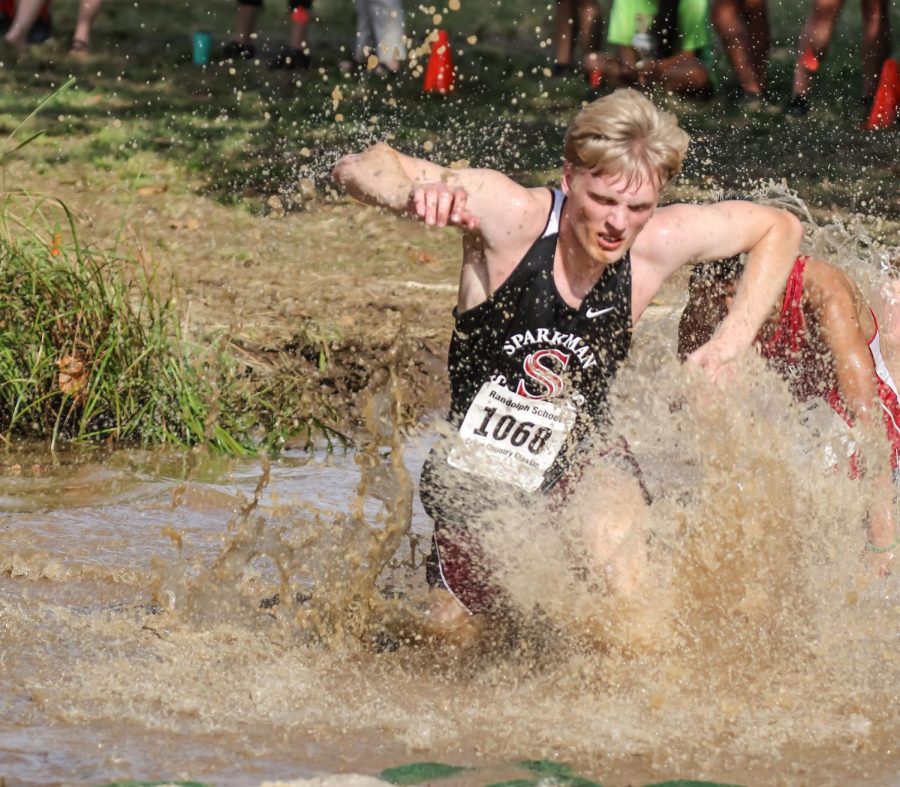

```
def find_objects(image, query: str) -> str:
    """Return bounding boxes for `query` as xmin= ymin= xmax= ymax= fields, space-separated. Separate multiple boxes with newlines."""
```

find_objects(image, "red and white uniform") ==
xmin=759 ymin=256 xmax=900 ymax=470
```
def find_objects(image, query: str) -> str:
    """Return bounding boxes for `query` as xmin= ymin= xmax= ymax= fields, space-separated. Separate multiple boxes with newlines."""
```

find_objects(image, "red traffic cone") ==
xmin=865 ymin=58 xmax=899 ymax=130
xmin=423 ymin=30 xmax=455 ymax=94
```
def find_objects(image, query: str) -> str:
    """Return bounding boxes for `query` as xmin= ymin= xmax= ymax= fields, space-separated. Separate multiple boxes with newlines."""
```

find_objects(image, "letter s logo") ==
xmin=516 ymin=348 xmax=569 ymax=399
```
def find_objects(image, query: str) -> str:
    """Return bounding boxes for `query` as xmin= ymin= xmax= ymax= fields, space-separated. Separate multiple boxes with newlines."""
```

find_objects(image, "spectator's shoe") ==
xmin=26 ymin=14 xmax=51 ymax=44
xmin=268 ymin=46 xmax=310 ymax=70
xmin=0 ymin=37 xmax=15 ymax=64
xmin=220 ymin=40 xmax=256 ymax=61
xmin=0 ymin=12 xmax=11 ymax=36
xmin=367 ymin=63 xmax=396 ymax=78
xmin=783 ymin=94 xmax=809 ymax=117
xmin=339 ymin=58 xmax=367 ymax=77
xmin=68 ymin=38 xmax=90 ymax=60
xmin=551 ymin=62 xmax=576 ymax=77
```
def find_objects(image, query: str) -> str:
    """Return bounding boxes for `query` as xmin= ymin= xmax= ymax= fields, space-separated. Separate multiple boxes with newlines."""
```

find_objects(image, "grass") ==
xmin=0 ymin=210 xmax=348 ymax=452
xmin=0 ymin=86 xmax=345 ymax=453
xmin=0 ymin=1 xmax=897 ymax=219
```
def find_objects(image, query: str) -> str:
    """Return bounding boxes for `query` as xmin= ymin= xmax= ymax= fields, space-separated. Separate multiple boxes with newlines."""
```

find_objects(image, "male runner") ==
xmin=679 ymin=254 xmax=898 ymax=575
xmin=331 ymin=88 xmax=802 ymax=628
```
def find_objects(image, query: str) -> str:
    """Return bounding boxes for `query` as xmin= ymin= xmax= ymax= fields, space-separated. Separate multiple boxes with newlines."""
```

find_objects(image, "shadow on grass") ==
xmin=0 ymin=2 xmax=897 ymax=222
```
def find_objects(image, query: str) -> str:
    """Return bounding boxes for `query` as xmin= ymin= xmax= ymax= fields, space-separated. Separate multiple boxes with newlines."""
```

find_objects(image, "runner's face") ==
xmin=562 ymin=166 xmax=659 ymax=266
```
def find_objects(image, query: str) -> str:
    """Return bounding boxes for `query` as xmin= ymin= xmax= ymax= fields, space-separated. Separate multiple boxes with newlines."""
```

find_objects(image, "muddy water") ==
xmin=2 ymin=212 xmax=900 ymax=787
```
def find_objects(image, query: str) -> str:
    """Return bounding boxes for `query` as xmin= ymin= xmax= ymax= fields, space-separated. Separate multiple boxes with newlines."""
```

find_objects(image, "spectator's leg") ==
xmin=742 ymin=0 xmax=770 ymax=90
xmin=233 ymin=0 xmax=262 ymax=46
xmin=860 ymin=0 xmax=891 ymax=101
xmin=70 ymin=0 xmax=103 ymax=55
xmin=575 ymin=0 xmax=603 ymax=56
xmin=3 ymin=0 xmax=45 ymax=48
xmin=368 ymin=0 xmax=406 ymax=71
xmin=554 ymin=0 xmax=575 ymax=68
xmin=287 ymin=0 xmax=311 ymax=53
xmin=711 ymin=0 xmax=764 ymax=96
xmin=266 ymin=0 xmax=311 ymax=68
xmin=353 ymin=0 xmax=372 ymax=65
xmin=790 ymin=0 xmax=844 ymax=99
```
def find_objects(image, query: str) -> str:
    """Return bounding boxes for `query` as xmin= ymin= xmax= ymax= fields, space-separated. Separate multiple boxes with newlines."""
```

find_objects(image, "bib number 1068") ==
xmin=472 ymin=406 xmax=553 ymax=454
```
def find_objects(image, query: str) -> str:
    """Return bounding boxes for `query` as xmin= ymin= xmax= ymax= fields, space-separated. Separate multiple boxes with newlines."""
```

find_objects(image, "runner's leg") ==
xmin=580 ymin=465 xmax=649 ymax=595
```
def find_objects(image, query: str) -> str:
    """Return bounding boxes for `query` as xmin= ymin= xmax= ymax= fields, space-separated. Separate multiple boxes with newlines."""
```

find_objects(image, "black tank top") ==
xmin=449 ymin=189 xmax=632 ymax=430
xmin=421 ymin=189 xmax=633 ymax=523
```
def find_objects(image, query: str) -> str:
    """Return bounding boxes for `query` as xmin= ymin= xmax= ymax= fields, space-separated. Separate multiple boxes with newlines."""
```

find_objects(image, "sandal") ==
xmin=68 ymin=38 xmax=90 ymax=58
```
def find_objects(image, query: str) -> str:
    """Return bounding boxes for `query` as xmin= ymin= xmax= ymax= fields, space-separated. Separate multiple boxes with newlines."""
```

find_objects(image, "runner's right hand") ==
xmin=411 ymin=183 xmax=480 ymax=230
xmin=686 ymin=340 xmax=739 ymax=386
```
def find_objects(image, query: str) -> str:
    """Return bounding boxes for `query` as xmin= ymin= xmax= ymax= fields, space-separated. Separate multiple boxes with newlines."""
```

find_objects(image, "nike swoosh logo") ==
xmin=586 ymin=306 xmax=615 ymax=318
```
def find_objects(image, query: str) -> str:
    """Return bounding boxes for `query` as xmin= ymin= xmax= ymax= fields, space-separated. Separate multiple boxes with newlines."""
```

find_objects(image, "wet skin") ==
xmin=555 ymin=167 xmax=658 ymax=307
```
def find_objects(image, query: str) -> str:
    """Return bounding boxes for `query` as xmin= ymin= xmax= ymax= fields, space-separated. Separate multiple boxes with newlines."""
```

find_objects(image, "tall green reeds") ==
xmin=1 ymin=220 xmax=235 ymax=451
xmin=0 ymin=82 xmax=344 ymax=454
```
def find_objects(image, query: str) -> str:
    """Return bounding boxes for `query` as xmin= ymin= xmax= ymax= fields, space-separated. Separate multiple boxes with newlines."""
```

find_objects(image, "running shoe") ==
xmin=220 ymin=40 xmax=256 ymax=61
xmin=783 ymin=94 xmax=810 ymax=117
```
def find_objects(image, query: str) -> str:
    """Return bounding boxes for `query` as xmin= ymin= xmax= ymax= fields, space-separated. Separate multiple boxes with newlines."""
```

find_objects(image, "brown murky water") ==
xmin=2 ymin=206 xmax=900 ymax=787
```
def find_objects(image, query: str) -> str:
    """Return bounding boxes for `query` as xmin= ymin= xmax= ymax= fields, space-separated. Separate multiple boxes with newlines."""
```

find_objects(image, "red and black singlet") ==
xmin=760 ymin=256 xmax=900 ymax=469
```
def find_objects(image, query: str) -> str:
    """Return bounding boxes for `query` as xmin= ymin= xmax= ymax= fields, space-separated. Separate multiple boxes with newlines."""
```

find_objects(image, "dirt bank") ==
xmin=7 ymin=158 xmax=467 ymax=442
xmin=6 ymin=154 xmax=896 ymax=449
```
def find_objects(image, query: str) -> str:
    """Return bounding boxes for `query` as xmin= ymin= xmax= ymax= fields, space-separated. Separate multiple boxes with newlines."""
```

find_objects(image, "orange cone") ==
xmin=865 ymin=58 xmax=899 ymax=130
xmin=423 ymin=30 xmax=455 ymax=94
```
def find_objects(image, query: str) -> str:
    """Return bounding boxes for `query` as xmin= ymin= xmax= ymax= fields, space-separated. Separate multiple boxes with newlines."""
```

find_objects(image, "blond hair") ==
xmin=563 ymin=89 xmax=690 ymax=188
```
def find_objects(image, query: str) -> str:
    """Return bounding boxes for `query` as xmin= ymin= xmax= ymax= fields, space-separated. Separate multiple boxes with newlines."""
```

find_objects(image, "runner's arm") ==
xmin=331 ymin=143 xmax=543 ymax=246
xmin=812 ymin=269 xmax=897 ymax=569
xmin=645 ymin=201 xmax=802 ymax=378
xmin=814 ymin=274 xmax=882 ymax=428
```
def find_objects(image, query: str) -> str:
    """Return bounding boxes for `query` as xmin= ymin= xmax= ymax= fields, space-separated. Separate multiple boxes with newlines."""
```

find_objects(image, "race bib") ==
xmin=447 ymin=381 xmax=574 ymax=492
